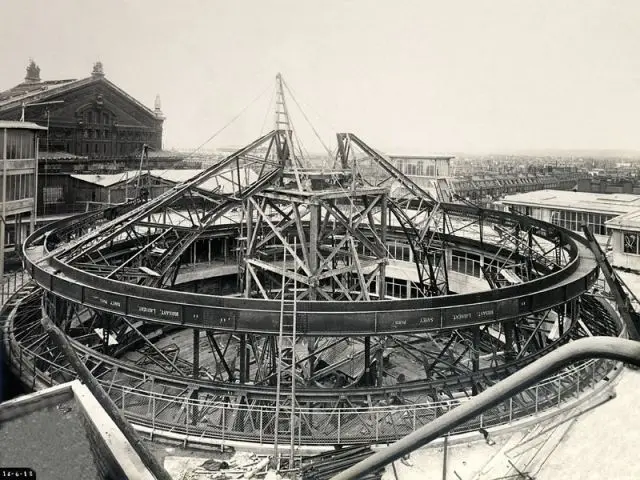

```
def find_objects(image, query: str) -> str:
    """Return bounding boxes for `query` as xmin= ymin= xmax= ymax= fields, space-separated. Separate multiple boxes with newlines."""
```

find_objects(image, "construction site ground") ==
xmin=381 ymin=367 xmax=640 ymax=480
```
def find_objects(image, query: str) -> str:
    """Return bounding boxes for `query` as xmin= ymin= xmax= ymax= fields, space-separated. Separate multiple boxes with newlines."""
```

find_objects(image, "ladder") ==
xmin=273 ymin=240 xmax=299 ymax=467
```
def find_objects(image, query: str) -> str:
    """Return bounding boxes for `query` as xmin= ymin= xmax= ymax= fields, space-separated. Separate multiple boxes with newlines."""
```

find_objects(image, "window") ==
xmin=624 ymin=232 xmax=640 ymax=255
xmin=5 ymin=130 xmax=35 ymax=159
xmin=386 ymin=277 xmax=408 ymax=299
xmin=551 ymin=209 xmax=612 ymax=236
xmin=4 ymin=224 xmax=16 ymax=246
xmin=388 ymin=241 xmax=412 ymax=262
xmin=43 ymin=186 xmax=63 ymax=204
xmin=451 ymin=249 xmax=482 ymax=277
xmin=1 ymin=173 xmax=33 ymax=202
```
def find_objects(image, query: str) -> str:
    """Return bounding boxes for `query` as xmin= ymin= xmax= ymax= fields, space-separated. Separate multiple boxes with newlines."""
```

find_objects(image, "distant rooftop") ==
xmin=72 ymin=168 xmax=258 ymax=193
xmin=39 ymin=151 xmax=87 ymax=160
xmin=502 ymin=189 xmax=640 ymax=215
xmin=389 ymin=154 xmax=454 ymax=160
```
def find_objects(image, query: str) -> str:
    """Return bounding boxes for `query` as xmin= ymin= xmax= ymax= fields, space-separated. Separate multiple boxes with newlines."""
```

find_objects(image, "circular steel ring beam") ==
xmin=23 ymin=203 xmax=598 ymax=335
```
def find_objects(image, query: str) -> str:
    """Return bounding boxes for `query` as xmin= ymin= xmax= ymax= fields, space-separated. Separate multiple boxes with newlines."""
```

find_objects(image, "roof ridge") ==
xmin=0 ymin=76 xmax=157 ymax=118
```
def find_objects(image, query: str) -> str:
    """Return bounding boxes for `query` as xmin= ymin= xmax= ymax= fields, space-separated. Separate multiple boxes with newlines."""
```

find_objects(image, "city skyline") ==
xmin=2 ymin=0 xmax=640 ymax=155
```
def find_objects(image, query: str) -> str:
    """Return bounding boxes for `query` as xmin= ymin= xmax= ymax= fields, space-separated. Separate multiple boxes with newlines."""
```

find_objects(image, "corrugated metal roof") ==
xmin=0 ymin=120 xmax=47 ymax=130
xmin=71 ymin=168 xmax=258 ymax=192
xmin=149 ymin=169 xmax=258 ymax=193
xmin=71 ymin=171 xmax=139 ymax=187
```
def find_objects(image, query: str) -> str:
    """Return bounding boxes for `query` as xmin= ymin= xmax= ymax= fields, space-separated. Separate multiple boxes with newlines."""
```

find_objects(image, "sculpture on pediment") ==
xmin=25 ymin=59 xmax=41 ymax=83
xmin=92 ymin=61 xmax=105 ymax=78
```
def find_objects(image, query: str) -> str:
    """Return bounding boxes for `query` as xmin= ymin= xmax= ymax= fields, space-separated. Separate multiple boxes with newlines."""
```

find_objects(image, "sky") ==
xmin=2 ymin=0 xmax=640 ymax=155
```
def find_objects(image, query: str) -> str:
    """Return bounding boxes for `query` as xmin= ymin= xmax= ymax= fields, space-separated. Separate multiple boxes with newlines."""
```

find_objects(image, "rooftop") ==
xmin=71 ymin=168 xmax=258 ymax=193
xmin=39 ymin=151 xmax=88 ymax=160
xmin=0 ymin=120 xmax=47 ymax=130
xmin=605 ymin=208 xmax=640 ymax=230
xmin=0 ymin=60 xmax=159 ymax=119
xmin=71 ymin=171 xmax=139 ymax=187
xmin=0 ymin=380 xmax=154 ymax=479
xmin=501 ymin=189 xmax=640 ymax=215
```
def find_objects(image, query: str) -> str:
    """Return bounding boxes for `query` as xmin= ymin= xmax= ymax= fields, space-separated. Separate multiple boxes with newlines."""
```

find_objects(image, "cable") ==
xmin=282 ymin=80 xmax=334 ymax=160
xmin=260 ymin=88 xmax=276 ymax=137
xmin=144 ymin=82 xmax=272 ymax=184
xmin=184 ymin=82 xmax=272 ymax=162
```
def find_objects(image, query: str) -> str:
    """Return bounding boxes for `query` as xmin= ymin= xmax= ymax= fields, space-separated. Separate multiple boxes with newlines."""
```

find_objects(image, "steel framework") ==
xmin=1 ymin=76 xmax=622 ymax=449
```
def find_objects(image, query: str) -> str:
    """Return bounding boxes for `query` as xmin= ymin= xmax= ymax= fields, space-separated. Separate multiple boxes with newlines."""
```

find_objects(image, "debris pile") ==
xmin=180 ymin=452 xmax=276 ymax=479
xmin=299 ymin=446 xmax=383 ymax=480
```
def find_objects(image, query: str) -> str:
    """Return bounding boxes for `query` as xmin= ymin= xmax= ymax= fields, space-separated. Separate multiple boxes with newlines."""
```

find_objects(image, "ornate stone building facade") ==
xmin=0 ymin=60 xmax=165 ymax=158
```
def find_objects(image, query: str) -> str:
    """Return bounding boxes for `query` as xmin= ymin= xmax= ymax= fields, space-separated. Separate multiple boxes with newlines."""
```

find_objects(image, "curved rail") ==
xmin=332 ymin=336 xmax=640 ymax=480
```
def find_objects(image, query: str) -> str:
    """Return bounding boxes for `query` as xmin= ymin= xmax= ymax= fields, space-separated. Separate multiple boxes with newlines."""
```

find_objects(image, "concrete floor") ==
xmin=376 ymin=367 xmax=640 ymax=480
xmin=535 ymin=368 xmax=640 ymax=480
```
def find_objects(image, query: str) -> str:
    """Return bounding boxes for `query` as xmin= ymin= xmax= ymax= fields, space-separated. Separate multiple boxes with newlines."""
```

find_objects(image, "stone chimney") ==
xmin=24 ymin=59 xmax=41 ymax=83
xmin=91 ymin=61 xmax=105 ymax=78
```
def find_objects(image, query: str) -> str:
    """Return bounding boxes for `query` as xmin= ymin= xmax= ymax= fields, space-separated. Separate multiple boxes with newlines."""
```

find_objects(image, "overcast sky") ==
xmin=2 ymin=0 xmax=640 ymax=154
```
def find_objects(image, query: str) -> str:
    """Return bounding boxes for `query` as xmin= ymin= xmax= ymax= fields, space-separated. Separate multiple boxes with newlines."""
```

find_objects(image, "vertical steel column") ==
xmin=441 ymin=210 xmax=450 ymax=294
xmin=244 ymin=200 xmax=253 ymax=296
xmin=376 ymin=348 xmax=384 ymax=386
xmin=309 ymin=203 xmax=320 ymax=298
xmin=192 ymin=329 xmax=200 ymax=426
xmin=308 ymin=203 xmax=320 ymax=377
xmin=239 ymin=334 xmax=247 ymax=383
xmin=31 ymin=135 xmax=39 ymax=235
xmin=364 ymin=336 xmax=372 ymax=386
xmin=379 ymin=194 xmax=388 ymax=299
xmin=0 ymin=128 xmax=7 ymax=280
xmin=472 ymin=327 xmax=480 ymax=396
xmin=504 ymin=321 xmax=515 ymax=360
xmin=103 ymin=314 xmax=110 ymax=354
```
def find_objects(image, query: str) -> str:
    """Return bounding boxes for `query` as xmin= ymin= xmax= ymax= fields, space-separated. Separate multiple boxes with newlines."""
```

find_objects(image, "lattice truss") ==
xmin=50 ymin=130 xmax=294 ymax=288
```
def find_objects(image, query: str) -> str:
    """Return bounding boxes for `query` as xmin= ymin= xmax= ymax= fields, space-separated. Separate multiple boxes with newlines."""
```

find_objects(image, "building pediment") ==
xmin=0 ymin=61 xmax=164 ymax=155
xmin=0 ymin=77 xmax=162 ymax=129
